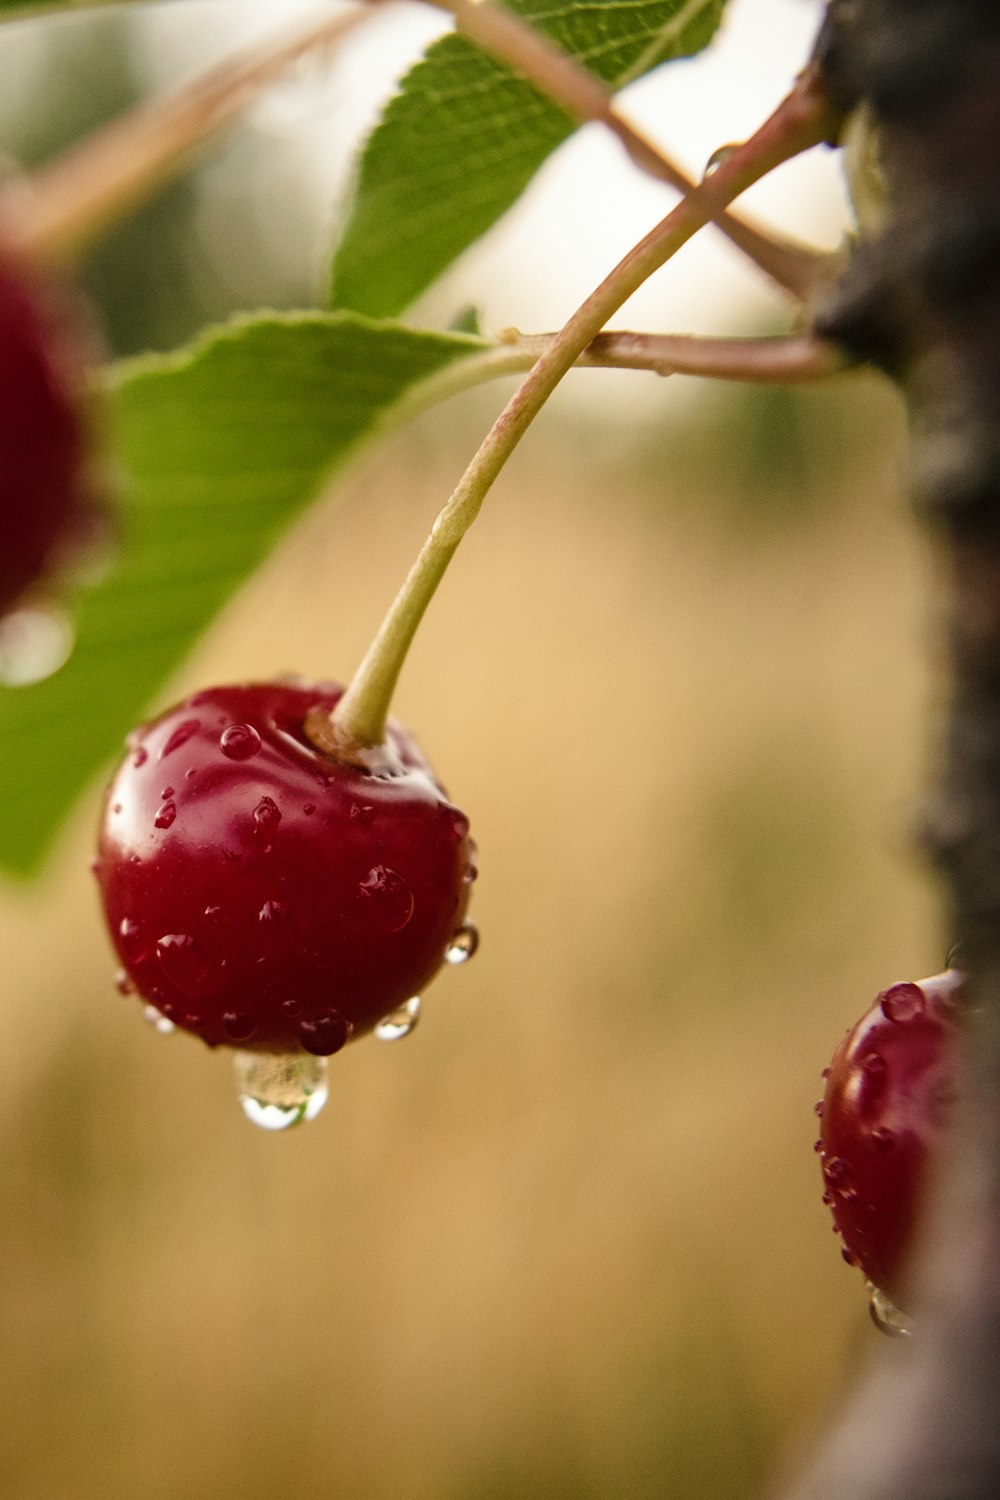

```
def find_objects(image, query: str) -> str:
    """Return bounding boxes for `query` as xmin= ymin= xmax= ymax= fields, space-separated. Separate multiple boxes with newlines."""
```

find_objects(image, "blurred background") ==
xmin=0 ymin=2 xmax=941 ymax=1497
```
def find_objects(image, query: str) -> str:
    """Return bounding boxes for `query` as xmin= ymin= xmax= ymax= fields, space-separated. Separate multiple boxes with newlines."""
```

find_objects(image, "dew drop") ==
xmin=204 ymin=905 xmax=221 ymax=919
xmin=156 ymin=933 xmax=216 ymax=998
xmin=448 ymin=810 xmax=470 ymax=842
xmin=303 ymin=803 xmax=316 ymax=816
xmin=871 ymin=1125 xmax=896 ymax=1150
xmin=220 ymin=723 xmax=262 ymax=761
xmin=89 ymin=857 xmax=101 ymax=878
xmin=282 ymin=998 xmax=303 ymax=1017
xmin=233 ymin=1050 xmax=328 ymax=1131
xmin=868 ymin=1284 xmax=914 ymax=1338
xmin=154 ymin=801 xmax=177 ymax=830
xmin=842 ymin=1247 xmax=859 ymax=1268
xmin=814 ymin=1100 xmax=825 ymax=1117
xmin=259 ymin=900 xmax=285 ymax=923
xmin=298 ymin=1010 xmax=352 ymax=1056
xmin=862 ymin=1051 xmax=887 ymax=1075
xmin=119 ymin=917 xmax=143 ymax=960
xmin=0 ymin=604 xmax=74 ymax=686
xmin=115 ymin=968 xmax=135 ymax=996
xmin=253 ymin=797 xmax=281 ymax=841
xmin=813 ymin=1139 xmax=824 ymax=1153
xmin=821 ymin=1189 xmax=835 ymax=1206
xmin=223 ymin=1011 xmax=256 ymax=1041
xmin=821 ymin=1066 xmax=831 ymax=1080
xmin=143 ymin=1003 xmax=175 ymax=1035
xmin=445 ymin=922 xmax=479 ymax=965
xmin=375 ymin=996 xmax=421 ymax=1041
xmin=160 ymin=786 xmax=175 ymax=800
xmin=112 ymin=803 xmax=122 ymax=815
xmin=703 ymin=142 xmax=741 ymax=177
xmin=349 ymin=802 xmax=376 ymax=823
xmin=132 ymin=745 xmax=148 ymax=768
xmin=358 ymin=865 xmax=414 ymax=933
xmin=823 ymin=1156 xmax=850 ymax=1186
xmin=880 ymin=982 xmax=924 ymax=1023
xmin=160 ymin=719 xmax=201 ymax=759
xmin=185 ymin=767 xmax=197 ymax=780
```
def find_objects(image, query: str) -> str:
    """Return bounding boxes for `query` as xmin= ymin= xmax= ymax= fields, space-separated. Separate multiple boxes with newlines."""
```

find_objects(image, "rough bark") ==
xmin=776 ymin=4 xmax=1000 ymax=1498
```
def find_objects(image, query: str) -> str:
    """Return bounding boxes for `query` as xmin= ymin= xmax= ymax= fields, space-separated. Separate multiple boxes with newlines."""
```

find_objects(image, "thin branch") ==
xmin=0 ymin=5 xmax=371 ymax=263
xmin=324 ymin=65 xmax=839 ymax=750
xmin=519 ymin=327 xmax=854 ymax=381
xmin=413 ymin=0 xmax=840 ymax=305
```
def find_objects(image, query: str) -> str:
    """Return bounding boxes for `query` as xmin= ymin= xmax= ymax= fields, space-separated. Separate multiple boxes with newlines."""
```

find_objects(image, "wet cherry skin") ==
xmin=96 ymin=680 xmax=476 ymax=1055
xmin=818 ymin=970 xmax=963 ymax=1306
xmin=0 ymin=244 xmax=103 ymax=614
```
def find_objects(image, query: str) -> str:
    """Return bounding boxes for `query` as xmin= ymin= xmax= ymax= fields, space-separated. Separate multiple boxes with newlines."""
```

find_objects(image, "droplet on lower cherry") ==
xmin=867 ymin=1283 xmax=913 ymax=1338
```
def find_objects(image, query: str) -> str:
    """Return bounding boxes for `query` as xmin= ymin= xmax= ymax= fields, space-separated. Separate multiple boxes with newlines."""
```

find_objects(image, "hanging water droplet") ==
xmin=0 ymin=604 xmax=74 ymax=686
xmin=445 ymin=923 xmax=479 ymax=965
xmin=132 ymin=745 xmax=148 ymax=769
xmin=703 ymin=142 xmax=741 ymax=178
xmin=160 ymin=719 xmax=201 ymax=759
xmin=114 ymin=968 xmax=135 ymax=996
xmin=143 ymin=1003 xmax=175 ymax=1035
xmin=867 ymin=1284 xmax=914 ymax=1338
xmin=375 ymin=996 xmax=421 ymax=1041
xmin=233 ymin=1050 xmax=329 ymax=1131
xmin=220 ymin=723 xmax=262 ymax=761
xmin=863 ymin=1051 xmax=887 ymax=1075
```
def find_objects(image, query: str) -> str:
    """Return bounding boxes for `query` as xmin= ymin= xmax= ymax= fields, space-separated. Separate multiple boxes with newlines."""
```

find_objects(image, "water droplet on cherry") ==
xmin=445 ymin=922 xmax=479 ymax=965
xmin=143 ymin=1003 xmax=175 ymax=1035
xmin=160 ymin=719 xmax=201 ymax=758
xmin=154 ymin=801 xmax=177 ymax=830
xmin=156 ymin=932 xmax=216 ymax=998
xmin=879 ymin=983 xmax=925 ymax=1024
xmin=253 ymin=797 xmax=281 ymax=841
xmin=358 ymin=864 xmax=414 ymax=932
xmin=223 ymin=1011 xmax=256 ymax=1041
xmin=375 ymin=996 xmax=421 ymax=1041
xmin=298 ymin=1010 xmax=352 ymax=1056
xmin=220 ymin=723 xmax=262 ymax=760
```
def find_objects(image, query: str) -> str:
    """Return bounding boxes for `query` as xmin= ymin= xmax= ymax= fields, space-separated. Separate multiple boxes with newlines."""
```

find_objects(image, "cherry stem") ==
xmin=329 ymin=67 xmax=840 ymax=751
xmin=412 ymin=0 xmax=839 ymax=305
xmin=0 ymin=7 xmax=370 ymax=263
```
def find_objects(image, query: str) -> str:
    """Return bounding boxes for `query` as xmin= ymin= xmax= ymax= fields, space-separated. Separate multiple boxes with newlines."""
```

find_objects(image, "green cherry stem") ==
xmin=327 ymin=68 xmax=839 ymax=752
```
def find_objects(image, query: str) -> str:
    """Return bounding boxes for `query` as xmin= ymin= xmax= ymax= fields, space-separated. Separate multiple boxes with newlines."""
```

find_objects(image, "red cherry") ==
xmin=0 ymin=242 xmax=104 ymax=615
xmin=95 ymin=680 xmax=476 ymax=1057
xmin=818 ymin=970 xmax=963 ymax=1310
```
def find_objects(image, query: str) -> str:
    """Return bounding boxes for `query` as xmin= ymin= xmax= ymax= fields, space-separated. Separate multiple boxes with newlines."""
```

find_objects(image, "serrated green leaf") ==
xmin=330 ymin=0 xmax=728 ymax=319
xmin=0 ymin=313 xmax=490 ymax=877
